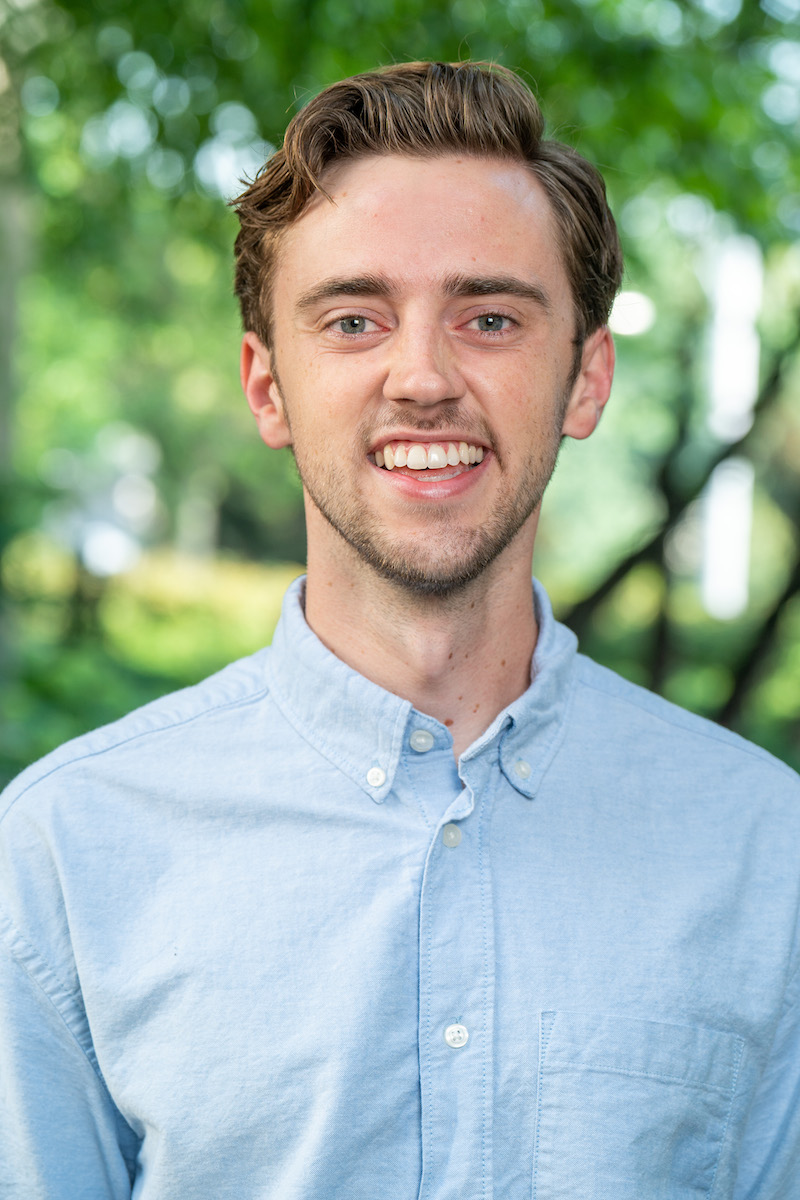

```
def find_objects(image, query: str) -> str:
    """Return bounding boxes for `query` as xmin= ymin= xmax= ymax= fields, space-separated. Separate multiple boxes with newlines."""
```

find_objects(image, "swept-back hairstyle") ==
xmin=232 ymin=61 xmax=622 ymax=348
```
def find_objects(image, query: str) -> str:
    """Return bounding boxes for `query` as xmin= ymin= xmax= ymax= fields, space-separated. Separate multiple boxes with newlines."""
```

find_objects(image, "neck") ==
xmin=304 ymin=535 xmax=539 ymax=760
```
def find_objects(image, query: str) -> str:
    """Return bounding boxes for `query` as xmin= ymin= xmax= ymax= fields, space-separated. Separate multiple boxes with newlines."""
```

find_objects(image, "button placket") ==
xmin=417 ymin=776 xmax=495 ymax=1194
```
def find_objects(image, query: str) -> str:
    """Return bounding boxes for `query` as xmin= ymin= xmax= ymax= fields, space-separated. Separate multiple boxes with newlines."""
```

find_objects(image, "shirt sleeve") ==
xmin=732 ymin=959 xmax=800 ymax=1198
xmin=0 ymin=937 xmax=139 ymax=1199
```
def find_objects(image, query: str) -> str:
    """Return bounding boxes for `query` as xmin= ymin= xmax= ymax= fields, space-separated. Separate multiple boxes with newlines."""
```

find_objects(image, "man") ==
xmin=1 ymin=61 xmax=798 ymax=1199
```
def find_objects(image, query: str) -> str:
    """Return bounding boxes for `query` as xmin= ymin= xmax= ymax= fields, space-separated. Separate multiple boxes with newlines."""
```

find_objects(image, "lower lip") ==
xmin=370 ymin=452 xmax=491 ymax=500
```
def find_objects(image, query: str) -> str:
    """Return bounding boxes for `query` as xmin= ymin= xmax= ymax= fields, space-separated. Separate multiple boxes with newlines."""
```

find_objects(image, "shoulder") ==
xmin=573 ymin=653 xmax=799 ymax=789
xmin=0 ymin=647 xmax=274 ymax=823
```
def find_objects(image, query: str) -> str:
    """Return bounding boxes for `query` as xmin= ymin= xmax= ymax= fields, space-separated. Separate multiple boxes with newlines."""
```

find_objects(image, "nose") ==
xmin=381 ymin=320 xmax=466 ymax=407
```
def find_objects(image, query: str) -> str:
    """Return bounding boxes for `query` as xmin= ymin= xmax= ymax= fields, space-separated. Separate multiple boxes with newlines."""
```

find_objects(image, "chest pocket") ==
xmin=532 ymin=1011 xmax=744 ymax=1199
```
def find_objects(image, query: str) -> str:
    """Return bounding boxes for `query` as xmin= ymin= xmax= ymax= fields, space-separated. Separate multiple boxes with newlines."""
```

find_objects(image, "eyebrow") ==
xmin=295 ymin=275 xmax=394 ymax=313
xmin=294 ymin=272 xmax=552 ymax=314
xmin=442 ymin=273 xmax=551 ymax=312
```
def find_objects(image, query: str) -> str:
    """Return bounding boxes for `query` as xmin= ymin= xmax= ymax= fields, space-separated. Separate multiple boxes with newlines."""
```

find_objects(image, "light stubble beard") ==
xmin=273 ymin=366 xmax=570 ymax=599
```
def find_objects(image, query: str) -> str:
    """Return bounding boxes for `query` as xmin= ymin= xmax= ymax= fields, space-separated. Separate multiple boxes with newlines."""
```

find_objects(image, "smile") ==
xmin=371 ymin=441 xmax=486 ymax=471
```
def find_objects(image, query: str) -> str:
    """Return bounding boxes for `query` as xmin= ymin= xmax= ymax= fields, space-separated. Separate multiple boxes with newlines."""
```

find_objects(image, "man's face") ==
xmin=243 ymin=153 xmax=612 ymax=597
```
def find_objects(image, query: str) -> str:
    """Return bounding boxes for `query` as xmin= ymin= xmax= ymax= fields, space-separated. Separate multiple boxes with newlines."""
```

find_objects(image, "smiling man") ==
xmin=239 ymin=146 xmax=614 ymax=757
xmin=1 ymin=62 xmax=799 ymax=1200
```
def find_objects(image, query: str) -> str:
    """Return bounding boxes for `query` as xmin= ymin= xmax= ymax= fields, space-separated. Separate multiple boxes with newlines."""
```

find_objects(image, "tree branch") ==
xmin=560 ymin=313 xmax=800 ymax=634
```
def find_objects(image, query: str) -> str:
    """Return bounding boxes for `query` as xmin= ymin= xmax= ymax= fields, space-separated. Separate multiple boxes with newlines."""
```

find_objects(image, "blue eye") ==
xmin=475 ymin=313 xmax=508 ymax=332
xmin=337 ymin=316 xmax=369 ymax=334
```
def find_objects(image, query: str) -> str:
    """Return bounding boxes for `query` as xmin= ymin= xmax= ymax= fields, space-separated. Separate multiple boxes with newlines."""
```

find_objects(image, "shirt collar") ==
xmin=265 ymin=576 xmax=577 ymax=803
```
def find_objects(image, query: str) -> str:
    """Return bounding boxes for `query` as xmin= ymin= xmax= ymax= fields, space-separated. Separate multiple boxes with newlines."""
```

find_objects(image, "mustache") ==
xmin=358 ymin=402 xmax=495 ymax=445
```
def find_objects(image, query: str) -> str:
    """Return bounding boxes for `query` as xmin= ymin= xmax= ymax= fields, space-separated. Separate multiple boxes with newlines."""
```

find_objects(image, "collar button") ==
xmin=410 ymin=729 xmax=435 ymax=753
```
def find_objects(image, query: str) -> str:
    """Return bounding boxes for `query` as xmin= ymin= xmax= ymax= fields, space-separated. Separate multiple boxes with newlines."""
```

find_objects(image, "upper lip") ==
xmin=367 ymin=431 xmax=491 ymax=454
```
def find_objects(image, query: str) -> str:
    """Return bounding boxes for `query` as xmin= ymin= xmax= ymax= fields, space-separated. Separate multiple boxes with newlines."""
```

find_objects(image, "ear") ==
xmin=561 ymin=326 xmax=615 ymax=441
xmin=240 ymin=331 xmax=292 ymax=449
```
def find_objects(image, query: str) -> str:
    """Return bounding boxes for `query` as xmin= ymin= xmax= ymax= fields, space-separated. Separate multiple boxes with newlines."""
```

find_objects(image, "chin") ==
xmin=303 ymin=464 xmax=545 ymax=599
xmin=366 ymin=558 xmax=488 ymax=598
xmin=345 ymin=528 xmax=525 ymax=599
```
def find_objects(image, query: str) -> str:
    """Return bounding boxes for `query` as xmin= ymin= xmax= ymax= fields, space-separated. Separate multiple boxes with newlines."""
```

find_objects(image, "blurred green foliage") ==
xmin=1 ymin=0 xmax=799 ymax=784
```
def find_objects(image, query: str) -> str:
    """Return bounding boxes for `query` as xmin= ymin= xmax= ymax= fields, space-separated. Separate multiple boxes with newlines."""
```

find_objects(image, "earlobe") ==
xmin=240 ymin=331 xmax=292 ymax=449
xmin=561 ymin=326 xmax=615 ymax=441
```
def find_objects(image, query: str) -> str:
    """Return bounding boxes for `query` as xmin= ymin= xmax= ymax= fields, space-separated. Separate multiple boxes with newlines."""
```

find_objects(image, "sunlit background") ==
xmin=1 ymin=0 xmax=799 ymax=783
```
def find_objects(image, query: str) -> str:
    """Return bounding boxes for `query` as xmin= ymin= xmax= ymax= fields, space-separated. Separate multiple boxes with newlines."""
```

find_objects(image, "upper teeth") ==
xmin=375 ymin=441 xmax=484 ymax=470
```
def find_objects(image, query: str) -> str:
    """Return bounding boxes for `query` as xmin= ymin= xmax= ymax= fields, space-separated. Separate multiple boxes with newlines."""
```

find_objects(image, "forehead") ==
xmin=273 ymin=153 xmax=571 ymax=311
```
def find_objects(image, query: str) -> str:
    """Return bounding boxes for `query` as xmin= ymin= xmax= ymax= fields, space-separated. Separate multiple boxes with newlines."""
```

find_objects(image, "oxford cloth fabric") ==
xmin=1 ymin=577 xmax=799 ymax=1199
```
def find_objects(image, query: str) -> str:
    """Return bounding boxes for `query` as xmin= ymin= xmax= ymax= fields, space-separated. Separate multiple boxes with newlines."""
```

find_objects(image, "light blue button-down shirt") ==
xmin=1 ymin=577 xmax=799 ymax=1198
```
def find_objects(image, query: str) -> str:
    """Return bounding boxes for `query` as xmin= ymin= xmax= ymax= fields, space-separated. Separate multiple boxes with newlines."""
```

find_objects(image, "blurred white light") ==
xmin=153 ymin=76 xmax=191 ymax=118
xmin=105 ymin=100 xmax=156 ymax=158
xmin=701 ymin=458 xmax=754 ymax=619
xmin=762 ymin=0 xmax=800 ymax=19
xmin=695 ymin=0 xmax=741 ymax=19
xmin=778 ymin=195 xmax=800 ymax=233
xmin=650 ymin=0 xmax=683 ymax=44
xmin=620 ymin=193 xmax=662 ymax=239
xmin=147 ymin=147 xmax=185 ymax=191
xmin=769 ymin=39 xmax=800 ymax=84
xmin=80 ymin=115 xmax=116 ymax=166
xmin=96 ymin=25 xmax=133 ymax=61
xmin=753 ymin=140 xmax=788 ymax=175
xmin=608 ymin=291 xmax=656 ymax=336
xmin=664 ymin=502 xmax=703 ymax=575
xmin=112 ymin=473 xmax=158 ymax=527
xmin=707 ymin=235 xmax=763 ymax=441
xmin=95 ymin=424 xmax=162 ymax=474
xmin=194 ymin=137 xmax=271 ymax=199
xmin=666 ymin=193 xmax=714 ymax=239
xmin=82 ymin=102 xmax=156 ymax=164
xmin=81 ymin=522 xmax=140 ymax=577
xmin=700 ymin=236 xmax=762 ymax=619
xmin=762 ymin=82 xmax=800 ymax=125
xmin=211 ymin=101 xmax=258 ymax=141
xmin=117 ymin=51 xmax=158 ymax=92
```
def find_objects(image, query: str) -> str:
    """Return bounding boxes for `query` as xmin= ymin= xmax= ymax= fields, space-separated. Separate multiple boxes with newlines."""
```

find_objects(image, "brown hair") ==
xmin=232 ymin=61 xmax=622 ymax=348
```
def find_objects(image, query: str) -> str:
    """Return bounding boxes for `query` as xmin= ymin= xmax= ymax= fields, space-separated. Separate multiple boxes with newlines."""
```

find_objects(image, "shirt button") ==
xmin=410 ymin=729 xmax=435 ymax=753
xmin=444 ymin=1023 xmax=469 ymax=1048
xmin=514 ymin=759 xmax=532 ymax=780
xmin=366 ymin=767 xmax=386 ymax=787
xmin=442 ymin=823 xmax=462 ymax=848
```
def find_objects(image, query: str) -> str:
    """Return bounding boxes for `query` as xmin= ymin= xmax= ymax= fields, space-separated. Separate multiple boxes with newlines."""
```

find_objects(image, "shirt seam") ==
xmin=0 ymin=909 xmax=141 ymax=1163
xmin=707 ymin=1035 xmax=745 ymax=1199
xmin=0 ymin=686 xmax=270 ymax=825
xmin=419 ymin=833 xmax=435 ymax=1200
xmin=0 ymin=903 xmax=107 ymax=1087
xmin=521 ymin=657 xmax=580 ymax=798
xmin=532 ymin=1013 xmax=554 ymax=1200
xmin=545 ymin=1060 xmax=739 ymax=1096
xmin=478 ymin=771 xmax=496 ymax=1198
xmin=267 ymin=673 xmax=367 ymax=781
xmin=748 ymin=923 xmax=800 ymax=1098
xmin=577 ymin=672 xmax=799 ymax=781
xmin=266 ymin=658 xmax=408 ymax=791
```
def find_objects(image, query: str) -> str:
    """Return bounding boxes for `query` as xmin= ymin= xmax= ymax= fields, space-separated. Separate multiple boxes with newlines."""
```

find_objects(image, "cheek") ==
xmin=498 ymin=382 xmax=570 ymax=458
xmin=303 ymin=354 xmax=380 ymax=420
xmin=295 ymin=348 xmax=368 ymax=397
